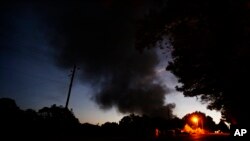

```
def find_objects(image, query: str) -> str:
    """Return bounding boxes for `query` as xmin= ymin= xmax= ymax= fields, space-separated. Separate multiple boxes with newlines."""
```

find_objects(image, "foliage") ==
xmin=136 ymin=0 xmax=250 ymax=126
xmin=0 ymin=98 xmax=230 ymax=139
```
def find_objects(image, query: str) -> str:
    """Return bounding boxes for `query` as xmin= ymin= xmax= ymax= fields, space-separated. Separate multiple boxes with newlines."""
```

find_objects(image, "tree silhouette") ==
xmin=38 ymin=104 xmax=80 ymax=135
xmin=0 ymin=98 xmax=82 ymax=139
xmin=0 ymin=98 xmax=23 ymax=133
xmin=217 ymin=119 xmax=230 ymax=133
xmin=101 ymin=122 xmax=119 ymax=136
xmin=0 ymin=98 xmax=190 ymax=139
xmin=119 ymin=114 xmax=148 ymax=136
xmin=136 ymin=0 xmax=250 ymax=127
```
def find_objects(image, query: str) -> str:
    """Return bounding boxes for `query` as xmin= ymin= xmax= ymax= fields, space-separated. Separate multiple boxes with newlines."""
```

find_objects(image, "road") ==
xmin=160 ymin=133 xmax=232 ymax=141
xmin=52 ymin=133 xmax=247 ymax=141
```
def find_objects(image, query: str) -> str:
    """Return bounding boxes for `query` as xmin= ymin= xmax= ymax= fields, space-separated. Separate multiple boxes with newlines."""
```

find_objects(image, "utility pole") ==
xmin=65 ymin=65 xmax=76 ymax=109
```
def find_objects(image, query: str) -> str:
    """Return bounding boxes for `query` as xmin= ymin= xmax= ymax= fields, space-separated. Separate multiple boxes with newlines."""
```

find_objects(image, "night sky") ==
xmin=0 ymin=0 xmax=220 ymax=124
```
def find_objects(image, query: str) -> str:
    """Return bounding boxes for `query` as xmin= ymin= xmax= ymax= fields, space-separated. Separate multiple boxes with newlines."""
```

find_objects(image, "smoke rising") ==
xmin=44 ymin=0 xmax=175 ymax=119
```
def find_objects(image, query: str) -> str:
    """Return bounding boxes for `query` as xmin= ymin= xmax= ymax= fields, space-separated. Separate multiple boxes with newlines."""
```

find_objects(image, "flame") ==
xmin=191 ymin=116 xmax=198 ymax=123
xmin=182 ymin=124 xmax=205 ymax=134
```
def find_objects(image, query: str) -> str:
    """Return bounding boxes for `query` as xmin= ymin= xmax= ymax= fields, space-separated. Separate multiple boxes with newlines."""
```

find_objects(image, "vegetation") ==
xmin=0 ymin=98 xmax=229 ymax=140
xmin=136 ymin=0 xmax=250 ymax=127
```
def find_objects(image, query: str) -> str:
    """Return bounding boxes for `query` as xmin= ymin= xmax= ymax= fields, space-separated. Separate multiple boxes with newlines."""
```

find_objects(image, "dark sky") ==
xmin=0 ymin=0 xmax=221 ymax=124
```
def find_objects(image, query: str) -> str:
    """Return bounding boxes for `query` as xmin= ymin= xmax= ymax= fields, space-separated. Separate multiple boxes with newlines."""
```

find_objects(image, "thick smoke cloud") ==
xmin=42 ymin=0 xmax=174 ymax=118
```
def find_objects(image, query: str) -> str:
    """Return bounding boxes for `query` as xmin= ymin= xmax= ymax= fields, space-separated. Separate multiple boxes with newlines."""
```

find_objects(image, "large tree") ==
xmin=136 ymin=0 xmax=250 ymax=127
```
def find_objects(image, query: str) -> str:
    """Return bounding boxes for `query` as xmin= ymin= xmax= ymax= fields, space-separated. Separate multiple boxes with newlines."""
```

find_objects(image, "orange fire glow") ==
xmin=191 ymin=116 xmax=198 ymax=124
xmin=182 ymin=124 xmax=205 ymax=134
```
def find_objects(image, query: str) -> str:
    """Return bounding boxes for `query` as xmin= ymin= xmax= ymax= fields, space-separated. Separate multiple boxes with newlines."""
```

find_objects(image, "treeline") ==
xmin=0 ymin=98 xmax=229 ymax=140
xmin=0 ymin=98 xmax=79 ymax=139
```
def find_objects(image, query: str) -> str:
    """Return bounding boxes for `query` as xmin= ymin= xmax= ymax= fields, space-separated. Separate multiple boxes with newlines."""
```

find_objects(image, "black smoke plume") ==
xmin=43 ymin=0 xmax=174 ymax=119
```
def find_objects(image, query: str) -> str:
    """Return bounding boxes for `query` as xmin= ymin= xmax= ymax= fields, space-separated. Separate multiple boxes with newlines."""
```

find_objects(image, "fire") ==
xmin=191 ymin=116 xmax=198 ymax=124
xmin=182 ymin=124 xmax=205 ymax=134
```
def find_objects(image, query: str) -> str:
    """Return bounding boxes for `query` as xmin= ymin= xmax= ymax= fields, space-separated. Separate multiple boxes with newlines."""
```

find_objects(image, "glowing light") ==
xmin=182 ymin=115 xmax=205 ymax=134
xmin=155 ymin=128 xmax=160 ymax=138
xmin=191 ymin=116 xmax=198 ymax=124
xmin=182 ymin=124 xmax=205 ymax=134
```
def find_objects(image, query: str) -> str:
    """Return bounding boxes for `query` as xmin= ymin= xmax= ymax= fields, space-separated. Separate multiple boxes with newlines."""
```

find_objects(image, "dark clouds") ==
xmin=35 ymin=0 xmax=174 ymax=118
